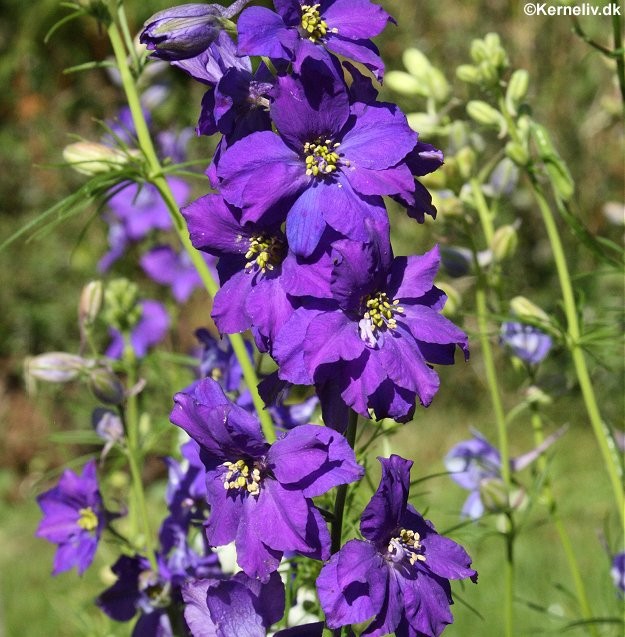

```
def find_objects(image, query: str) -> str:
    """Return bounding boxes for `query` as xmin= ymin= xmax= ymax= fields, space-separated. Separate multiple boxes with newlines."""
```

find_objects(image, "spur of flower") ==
xmin=273 ymin=222 xmax=469 ymax=422
xmin=237 ymin=0 xmax=394 ymax=80
xmin=36 ymin=460 xmax=106 ymax=575
xmin=170 ymin=378 xmax=364 ymax=581
xmin=317 ymin=455 xmax=477 ymax=637
xmin=216 ymin=58 xmax=416 ymax=257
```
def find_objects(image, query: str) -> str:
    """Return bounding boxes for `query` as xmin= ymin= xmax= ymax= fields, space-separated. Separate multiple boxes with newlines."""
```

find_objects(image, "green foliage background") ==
xmin=0 ymin=0 xmax=622 ymax=635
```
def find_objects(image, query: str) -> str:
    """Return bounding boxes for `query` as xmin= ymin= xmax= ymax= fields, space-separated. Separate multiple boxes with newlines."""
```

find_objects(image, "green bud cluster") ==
xmin=103 ymin=278 xmax=142 ymax=333
xmin=457 ymin=33 xmax=509 ymax=87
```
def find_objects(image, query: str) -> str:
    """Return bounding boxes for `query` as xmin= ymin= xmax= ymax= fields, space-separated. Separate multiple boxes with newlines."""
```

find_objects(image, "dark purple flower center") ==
xmin=386 ymin=528 xmax=426 ymax=568
xmin=138 ymin=569 xmax=171 ymax=608
xmin=245 ymin=234 xmax=285 ymax=272
xmin=300 ymin=4 xmax=336 ymax=42
xmin=77 ymin=507 xmax=98 ymax=532
xmin=358 ymin=292 xmax=404 ymax=346
xmin=222 ymin=458 xmax=264 ymax=497
xmin=247 ymin=81 xmax=272 ymax=110
xmin=304 ymin=139 xmax=344 ymax=177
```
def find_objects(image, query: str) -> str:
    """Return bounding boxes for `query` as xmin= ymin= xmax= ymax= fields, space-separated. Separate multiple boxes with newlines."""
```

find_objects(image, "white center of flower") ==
xmin=387 ymin=528 xmax=426 ymax=566
xmin=222 ymin=459 xmax=262 ymax=497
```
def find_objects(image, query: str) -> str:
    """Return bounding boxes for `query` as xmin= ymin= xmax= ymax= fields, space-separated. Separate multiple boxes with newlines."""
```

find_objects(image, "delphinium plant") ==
xmin=21 ymin=1 xmax=482 ymax=635
xmin=11 ymin=1 xmax=623 ymax=636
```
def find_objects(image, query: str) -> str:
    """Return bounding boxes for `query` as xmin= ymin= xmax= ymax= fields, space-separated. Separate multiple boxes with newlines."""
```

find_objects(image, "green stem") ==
xmin=529 ymin=179 xmax=624 ymax=517
xmin=122 ymin=343 xmax=157 ymax=570
xmin=107 ymin=20 xmax=276 ymax=442
xmin=613 ymin=10 xmax=625 ymax=117
xmin=529 ymin=407 xmax=598 ymax=636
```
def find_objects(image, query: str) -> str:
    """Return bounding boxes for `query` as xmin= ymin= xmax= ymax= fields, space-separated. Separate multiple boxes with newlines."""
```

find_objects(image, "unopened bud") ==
xmin=88 ymin=367 xmax=125 ymax=405
xmin=79 ymin=281 xmax=103 ymax=330
xmin=26 ymin=352 xmax=90 ymax=383
xmin=432 ymin=191 xmax=464 ymax=218
xmin=480 ymin=478 xmax=509 ymax=513
xmin=470 ymin=39 xmax=489 ymax=64
xmin=402 ymin=48 xmax=432 ymax=79
xmin=455 ymin=146 xmax=476 ymax=180
xmin=384 ymin=71 xmax=423 ymax=97
xmin=104 ymin=278 xmax=141 ymax=332
xmin=466 ymin=101 xmax=505 ymax=129
xmin=506 ymin=69 xmax=529 ymax=112
xmin=406 ymin=112 xmax=439 ymax=137
xmin=525 ymin=385 xmax=553 ymax=406
xmin=63 ymin=142 xmax=132 ymax=176
xmin=509 ymin=296 xmax=552 ymax=326
xmin=426 ymin=67 xmax=450 ymax=103
xmin=491 ymin=225 xmax=518 ymax=261
xmin=544 ymin=157 xmax=574 ymax=202
xmin=456 ymin=64 xmax=481 ymax=85
xmin=505 ymin=141 xmax=530 ymax=167
xmin=489 ymin=158 xmax=519 ymax=196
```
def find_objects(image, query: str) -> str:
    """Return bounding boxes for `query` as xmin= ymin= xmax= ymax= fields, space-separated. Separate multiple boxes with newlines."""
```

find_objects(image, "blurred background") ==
xmin=0 ymin=0 xmax=623 ymax=635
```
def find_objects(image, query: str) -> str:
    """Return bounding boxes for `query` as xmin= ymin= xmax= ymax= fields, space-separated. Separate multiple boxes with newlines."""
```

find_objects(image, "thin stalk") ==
xmin=471 ymin=179 xmax=514 ymax=637
xmin=122 ymin=343 xmax=157 ymax=570
xmin=612 ymin=12 xmax=625 ymax=113
xmin=529 ymin=407 xmax=598 ymax=636
xmin=529 ymin=179 xmax=624 ymax=516
xmin=107 ymin=20 xmax=276 ymax=442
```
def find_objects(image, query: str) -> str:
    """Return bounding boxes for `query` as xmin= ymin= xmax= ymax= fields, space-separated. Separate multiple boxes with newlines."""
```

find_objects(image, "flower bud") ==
xmin=509 ymin=296 xmax=552 ymax=326
xmin=402 ymin=48 xmax=432 ymax=79
xmin=140 ymin=1 xmax=250 ymax=61
xmin=384 ymin=71 xmax=423 ymax=97
xmin=456 ymin=64 xmax=481 ymax=85
xmin=470 ymin=39 xmax=489 ymax=64
xmin=479 ymin=477 xmax=509 ymax=513
xmin=62 ymin=142 xmax=131 ymax=176
xmin=466 ymin=101 xmax=505 ymax=129
xmin=525 ymin=385 xmax=553 ymax=406
xmin=505 ymin=141 xmax=529 ymax=167
xmin=506 ymin=69 xmax=529 ymax=111
xmin=406 ymin=112 xmax=439 ymax=137
xmin=88 ymin=367 xmax=125 ymax=405
xmin=455 ymin=146 xmax=476 ymax=180
xmin=491 ymin=225 xmax=518 ymax=261
xmin=79 ymin=280 xmax=103 ymax=330
xmin=104 ymin=278 xmax=141 ymax=333
xmin=488 ymin=158 xmax=519 ymax=197
xmin=26 ymin=352 xmax=90 ymax=383
xmin=426 ymin=67 xmax=450 ymax=103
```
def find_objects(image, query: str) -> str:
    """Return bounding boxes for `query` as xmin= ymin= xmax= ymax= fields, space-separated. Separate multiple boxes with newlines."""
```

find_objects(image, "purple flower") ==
xmin=445 ymin=428 xmax=567 ymax=519
xmin=140 ymin=1 xmax=252 ymax=62
xmin=107 ymin=178 xmax=188 ymax=241
xmin=317 ymin=455 xmax=477 ymax=637
xmin=273 ymin=226 xmax=469 ymax=422
xmin=106 ymin=299 xmax=170 ymax=359
xmin=216 ymin=60 xmax=415 ymax=256
xmin=36 ymin=460 xmax=105 ymax=575
xmin=193 ymin=327 xmax=250 ymax=392
xmin=170 ymin=378 xmax=364 ymax=581
xmin=500 ymin=321 xmax=553 ymax=365
xmin=182 ymin=571 xmax=284 ymax=637
xmin=140 ymin=245 xmax=215 ymax=303
xmin=237 ymin=0 xmax=394 ymax=80
xmin=182 ymin=193 xmax=296 ymax=349
xmin=611 ymin=552 xmax=625 ymax=594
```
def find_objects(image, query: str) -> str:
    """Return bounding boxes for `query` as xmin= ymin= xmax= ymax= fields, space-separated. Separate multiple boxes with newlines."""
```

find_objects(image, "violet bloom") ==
xmin=216 ymin=59 xmax=415 ymax=256
xmin=182 ymin=193 xmax=295 ymax=348
xmin=273 ymin=227 xmax=468 ymax=422
xmin=611 ymin=552 xmax=625 ymax=594
xmin=500 ymin=321 xmax=553 ymax=365
xmin=170 ymin=378 xmax=364 ymax=581
xmin=445 ymin=428 xmax=567 ymax=519
xmin=36 ymin=460 xmax=106 ymax=575
xmin=106 ymin=299 xmax=169 ymax=359
xmin=237 ymin=0 xmax=394 ymax=80
xmin=140 ymin=245 xmax=215 ymax=303
xmin=183 ymin=571 xmax=284 ymax=637
xmin=317 ymin=456 xmax=477 ymax=637
xmin=107 ymin=178 xmax=189 ymax=242
xmin=193 ymin=327 xmax=249 ymax=392
xmin=140 ymin=0 xmax=251 ymax=61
